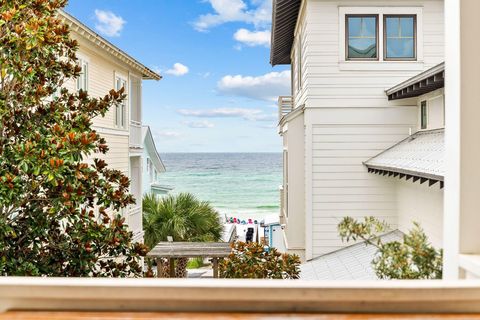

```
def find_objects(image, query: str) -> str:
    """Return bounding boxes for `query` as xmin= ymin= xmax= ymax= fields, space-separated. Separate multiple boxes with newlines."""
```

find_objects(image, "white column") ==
xmin=444 ymin=0 xmax=480 ymax=279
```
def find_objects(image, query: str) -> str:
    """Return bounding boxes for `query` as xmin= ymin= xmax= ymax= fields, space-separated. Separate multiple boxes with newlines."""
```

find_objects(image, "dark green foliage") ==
xmin=142 ymin=192 xmax=223 ymax=248
xmin=0 ymin=0 xmax=147 ymax=276
xmin=220 ymin=241 xmax=301 ymax=279
xmin=338 ymin=217 xmax=443 ymax=279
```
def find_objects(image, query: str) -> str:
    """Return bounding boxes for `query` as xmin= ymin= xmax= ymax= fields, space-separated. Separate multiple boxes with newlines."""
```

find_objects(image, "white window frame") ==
xmin=114 ymin=72 xmax=128 ymax=129
xmin=338 ymin=7 xmax=424 ymax=70
xmin=76 ymin=55 xmax=89 ymax=92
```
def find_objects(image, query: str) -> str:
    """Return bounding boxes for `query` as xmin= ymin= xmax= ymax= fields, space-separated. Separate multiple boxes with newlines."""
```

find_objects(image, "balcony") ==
xmin=129 ymin=120 xmax=142 ymax=149
xmin=127 ymin=205 xmax=142 ymax=240
xmin=278 ymin=96 xmax=293 ymax=122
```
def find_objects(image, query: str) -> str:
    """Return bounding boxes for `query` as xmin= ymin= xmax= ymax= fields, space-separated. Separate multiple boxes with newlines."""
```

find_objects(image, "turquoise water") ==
xmin=159 ymin=153 xmax=282 ymax=220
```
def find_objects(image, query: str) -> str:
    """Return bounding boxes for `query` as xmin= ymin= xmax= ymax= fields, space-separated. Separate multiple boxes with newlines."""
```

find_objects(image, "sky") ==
xmin=66 ymin=0 xmax=290 ymax=153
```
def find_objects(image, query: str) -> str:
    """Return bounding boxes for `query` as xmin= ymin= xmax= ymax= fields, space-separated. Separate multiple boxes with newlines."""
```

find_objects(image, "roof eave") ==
xmin=270 ymin=0 xmax=302 ymax=66
xmin=386 ymin=62 xmax=444 ymax=100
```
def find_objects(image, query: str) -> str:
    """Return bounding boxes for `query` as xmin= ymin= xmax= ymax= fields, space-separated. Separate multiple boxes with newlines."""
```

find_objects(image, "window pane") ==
xmin=421 ymin=101 xmax=427 ymax=129
xmin=347 ymin=16 xmax=377 ymax=59
xmin=348 ymin=17 xmax=362 ymax=37
xmin=363 ymin=18 xmax=376 ymax=37
xmin=386 ymin=38 xmax=414 ymax=58
xmin=386 ymin=18 xmax=399 ymax=37
xmin=385 ymin=16 xmax=415 ymax=59
xmin=401 ymin=17 xmax=414 ymax=37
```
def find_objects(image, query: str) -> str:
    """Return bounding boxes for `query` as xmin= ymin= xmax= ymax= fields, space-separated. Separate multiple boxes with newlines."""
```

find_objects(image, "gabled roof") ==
xmin=142 ymin=126 xmax=166 ymax=173
xmin=270 ymin=0 xmax=301 ymax=66
xmin=386 ymin=62 xmax=444 ymax=100
xmin=301 ymin=231 xmax=404 ymax=280
xmin=364 ymin=129 xmax=444 ymax=185
xmin=59 ymin=10 xmax=161 ymax=81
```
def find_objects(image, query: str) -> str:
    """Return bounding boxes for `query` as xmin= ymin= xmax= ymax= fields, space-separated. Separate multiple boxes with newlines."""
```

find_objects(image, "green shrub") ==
xmin=187 ymin=257 xmax=205 ymax=269
xmin=338 ymin=216 xmax=443 ymax=279
xmin=220 ymin=242 xmax=301 ymax=279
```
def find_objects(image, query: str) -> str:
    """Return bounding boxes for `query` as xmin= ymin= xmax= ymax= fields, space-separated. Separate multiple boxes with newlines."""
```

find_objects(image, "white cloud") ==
xmin=178 ymin=107 xmax=275 ymax=122
xmin=234 ymin=28 xmax=270 ymax=47
xmin=194 ymin=0 xmax=271 ymax=31
xmin=165 ymin=63 xmax=189 ymax=76
xmin=183 ymin=120 xmax=215 ymax=128
xmin=217 ymin=70 xmax=290 ymax=101
xmin=153 ymin=130 xmax=182 ymax=138
xmin=94 ymin=10 xmax=125 ymax=37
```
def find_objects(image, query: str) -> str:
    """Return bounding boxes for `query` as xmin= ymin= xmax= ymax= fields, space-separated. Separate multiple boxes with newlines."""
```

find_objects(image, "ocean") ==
xmin=160 ymin=153 xmax=282 ymax=221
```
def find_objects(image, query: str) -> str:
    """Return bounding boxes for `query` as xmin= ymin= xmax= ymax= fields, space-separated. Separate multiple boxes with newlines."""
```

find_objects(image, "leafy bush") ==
xmin=0 ymin=0 xmax=147 ymax=277
xmin=220 ymin=242 xmax=301 ymax=279
xmin=338 ymin=217 xmax=443 ymax=279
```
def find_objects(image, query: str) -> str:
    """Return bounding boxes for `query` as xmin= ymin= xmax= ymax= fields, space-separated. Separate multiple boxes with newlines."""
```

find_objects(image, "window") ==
xmin=146 ymin=158 xmax=151 ymax=173
xmin=346 ymin=15 xmax=378 ymax=60
xmin=115 ymin=76 xmax=127 ymax=128
xmin=421 ymin=100 xmax=427 ymax=129
xmin=384 ymin=15 xmax=416 ymax=60
xmin=76 ymin=59 xmax=88 ymax=91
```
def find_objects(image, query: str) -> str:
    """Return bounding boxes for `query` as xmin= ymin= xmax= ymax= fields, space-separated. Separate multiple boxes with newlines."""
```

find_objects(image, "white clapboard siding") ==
xmin=284 ymin=0 xmax=444 ymax=259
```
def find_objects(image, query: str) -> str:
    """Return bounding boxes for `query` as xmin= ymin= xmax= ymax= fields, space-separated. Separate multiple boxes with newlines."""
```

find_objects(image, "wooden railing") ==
xmin=129 ymin=120 xmax=142 ymax=149
xmin=278 ymin=96 xmax=293 ymax=121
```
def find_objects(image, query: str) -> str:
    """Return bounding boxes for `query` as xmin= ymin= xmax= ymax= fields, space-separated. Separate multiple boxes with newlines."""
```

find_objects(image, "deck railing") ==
xmin=278 ymin=96 xmax=293 ymax=122
xmin=2 ymin=278 xmax=480 ymax=313
xmin=128 ymin=205 xmax=142 ymax=236
xmin=129 ymin=120 xmax=142 ymax=149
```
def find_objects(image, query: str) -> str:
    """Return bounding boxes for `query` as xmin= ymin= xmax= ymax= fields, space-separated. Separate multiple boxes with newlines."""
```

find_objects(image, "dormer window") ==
xmin=346 ymin=15 xmax=378 ymax=60
xmin=384 ymin=15 xmax=416 ymax=60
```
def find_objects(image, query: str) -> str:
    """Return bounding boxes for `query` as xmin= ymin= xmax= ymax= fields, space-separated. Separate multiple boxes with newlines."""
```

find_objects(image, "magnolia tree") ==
xmin=338 ymin=217 xmax=443 ymax=280
xmin=0 ymin=0 xmax=148 ymax=276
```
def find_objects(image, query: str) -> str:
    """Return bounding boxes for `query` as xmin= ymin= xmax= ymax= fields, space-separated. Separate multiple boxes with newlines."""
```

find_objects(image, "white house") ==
xmin=59 ymin=11 xmax=161 ymax=242
xmin=142 ymin=126 xmax=171 ymax=196
xmin=270 ymin=0 xmax=445 ymax=264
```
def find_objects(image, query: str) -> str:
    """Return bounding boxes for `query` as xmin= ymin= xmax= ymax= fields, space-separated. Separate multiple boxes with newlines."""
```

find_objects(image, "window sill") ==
xmin=339 ymin=60 xmax=424 ymax=71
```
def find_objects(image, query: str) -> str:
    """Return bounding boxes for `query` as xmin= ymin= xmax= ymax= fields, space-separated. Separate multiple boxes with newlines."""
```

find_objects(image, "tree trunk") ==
xmin=175 ymin=257 xmax=189 ymax=278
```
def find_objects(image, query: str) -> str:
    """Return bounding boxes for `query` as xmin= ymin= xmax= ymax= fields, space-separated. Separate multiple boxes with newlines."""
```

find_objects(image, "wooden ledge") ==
xmin=2 ymin=312 xmax=480 ymax=319
xmin=2 ymin=278 xmax=480 ymax=314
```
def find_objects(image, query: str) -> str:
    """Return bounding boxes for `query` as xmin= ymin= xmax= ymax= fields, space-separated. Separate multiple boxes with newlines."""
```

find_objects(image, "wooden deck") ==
xmin=147 ymin=242 xmax=231 ymax=278
xmin=2 ymin=312 xmax=480 ymax=319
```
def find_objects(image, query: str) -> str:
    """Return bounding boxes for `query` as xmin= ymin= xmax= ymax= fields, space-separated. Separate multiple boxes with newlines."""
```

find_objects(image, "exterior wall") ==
xmin=281 ymin=112 xmax=306 ymax=261
xmin=142 ymin=148 xmax=167 ymax=196
xmin=66 ymin=31 xmax=145 ymax=241
xmin=286 ymin=0 xmax=444 ymax=260
xmin=417 ymin=88 xmax=445 ymax=131
xmin=306 ymin=108 xmax=416 ymax=257
xmin=396 ymin=179 xmax=443 ymax=248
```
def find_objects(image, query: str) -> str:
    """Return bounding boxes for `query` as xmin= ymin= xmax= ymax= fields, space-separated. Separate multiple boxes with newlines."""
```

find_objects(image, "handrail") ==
xmin=1 ymin=278 xmax=480 ymax=313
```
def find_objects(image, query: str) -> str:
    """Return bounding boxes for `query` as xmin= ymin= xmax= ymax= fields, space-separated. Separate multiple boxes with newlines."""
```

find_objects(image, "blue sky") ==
xmin=66 ymin=0 xmax=290 ymax=152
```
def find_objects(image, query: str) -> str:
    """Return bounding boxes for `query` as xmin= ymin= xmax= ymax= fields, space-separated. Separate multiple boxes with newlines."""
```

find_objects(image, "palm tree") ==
xmin=142 ymin=193 xmax=223 ymax=277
